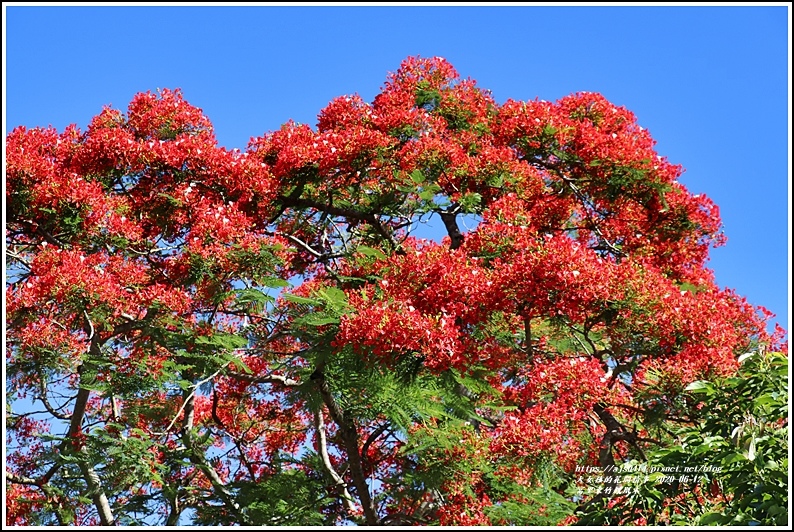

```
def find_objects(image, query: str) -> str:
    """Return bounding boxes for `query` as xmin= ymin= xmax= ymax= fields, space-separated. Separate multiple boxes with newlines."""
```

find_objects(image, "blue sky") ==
xmin=4 ymin=4 xmax=791 ymax=334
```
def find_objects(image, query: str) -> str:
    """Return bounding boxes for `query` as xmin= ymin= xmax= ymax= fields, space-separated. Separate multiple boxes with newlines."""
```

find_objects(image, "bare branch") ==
xmin=5 ymin=248 xmax=32 ymax=269
xmin=5 ymin=471 xmax=40 ymax=486
xmin=83 ymin=310 xmax=95 ymax=341
xmin=314 ymin=409 xmax=357 ymax=515
xmin=226 ymin=371 xmax=301 ymax=387
xmin=110 ymin=396 xmax=121 ymax=422
xmin=280 ymin=196 xmax=397 ymax=248
xmin=268 ymin=230 xmax=324 ymax=258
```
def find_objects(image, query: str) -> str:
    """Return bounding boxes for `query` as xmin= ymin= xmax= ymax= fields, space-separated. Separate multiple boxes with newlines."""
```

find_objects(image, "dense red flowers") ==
xmin=6 ymin=56 xmax=784 ymax=526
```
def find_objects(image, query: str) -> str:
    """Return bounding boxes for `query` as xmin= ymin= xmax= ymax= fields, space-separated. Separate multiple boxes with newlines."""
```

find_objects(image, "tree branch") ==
xmin=279 ymin=196 xmax=397 ymax=247
xmin=5 ymin=471 xmax=40 ymax=486
xmin=314 ymin=409 xmax=357 ymax=515
xmin=436 ymin=204 xmax=464 ymax=250
xmin=179 ymin=390 xmax=249 ymax=525
xmin=78 ymin=458 xmax=116 ymax=526
xmin=159 ymin=366 xmax=228 ymax=436
xmin=226 ymin=371 xmax=301 ymax=387
xmin=360 ymin=423 xmax=390 ymax=470
xmin=315 ymin=375 xmax=378 ymax=525
xmin=37 ymin=375 xmax=71 ymax=421
xmin=69 ymin=338 xmax=117 ymax=525
xmin=5 ymin=247 xmax=32 ymax=269
xmin=522 ymin=311 xmax=533 ymax=360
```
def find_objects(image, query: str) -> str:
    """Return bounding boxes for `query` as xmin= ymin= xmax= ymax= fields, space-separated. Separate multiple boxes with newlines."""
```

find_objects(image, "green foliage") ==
xmin=576 ymin=350 xmax=789 ymax=526
xmin=485 ymin=463 xmax=577 ymax=526
xmin=409 ymin=169 xmax=425 ymax=185
xmin=192 ymin=466 xmax=335 ymax=526
xmin=414 ymin=81 xmax=441 ymax=111
xmin=457 ymin=191 xmax=482 ymax=213
xmin=399 ymin=422 xmax=575 ymax=526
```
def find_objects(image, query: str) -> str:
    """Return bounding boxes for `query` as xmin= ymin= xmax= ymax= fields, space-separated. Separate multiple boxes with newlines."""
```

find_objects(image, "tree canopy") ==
xmin=5 ymin=56 xmax=787 ymax=526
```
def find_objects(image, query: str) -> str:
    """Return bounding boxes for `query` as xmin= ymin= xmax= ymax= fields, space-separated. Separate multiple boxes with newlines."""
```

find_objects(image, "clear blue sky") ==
xmin=4 ymin=4 xmax=790 ymax=335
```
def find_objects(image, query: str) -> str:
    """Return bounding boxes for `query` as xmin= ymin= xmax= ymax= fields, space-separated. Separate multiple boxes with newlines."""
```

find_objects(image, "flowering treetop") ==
xmin=5 ymin=56 xmax=785 ymax=526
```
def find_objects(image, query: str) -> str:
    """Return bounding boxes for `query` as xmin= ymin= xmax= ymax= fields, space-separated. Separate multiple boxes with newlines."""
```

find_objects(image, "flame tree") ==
xmin=5 ymin=56 xmax=786 ymax=526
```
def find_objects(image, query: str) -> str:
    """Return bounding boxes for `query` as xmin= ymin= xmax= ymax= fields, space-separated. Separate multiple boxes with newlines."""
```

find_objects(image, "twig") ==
xmin=158 ymin=365 xmax=228 ymax=437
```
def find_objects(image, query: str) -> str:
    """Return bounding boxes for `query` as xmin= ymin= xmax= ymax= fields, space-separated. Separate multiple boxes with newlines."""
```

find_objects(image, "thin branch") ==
xmin=280 ymin=196 xmax=397 ymax=248
xmin=179 ymin=391 xmax=249 ymax=525
xmin=360 ymin=423 xmax=390 ymax=470
xmin=230 ymin=435 xmax=257 ymax=481
xmin=267 ymin=230 xmax=324 ymax=258
xmin=127 ymin=244 xmax=183 ymax=256
xmin=37 ymin=376 xmax=71 ymax=421
xmin=34 ymin=225 xmax=69 ymax=248
xmin=5 ymin=248 xmax=32 ymax=269
xmin=314 ymin=409 xmax=357 ymax=515
xmin=570 ymin=331 xmax=593 ymax=356
xmin=159 ymin=365 xmax=228 ymax=436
